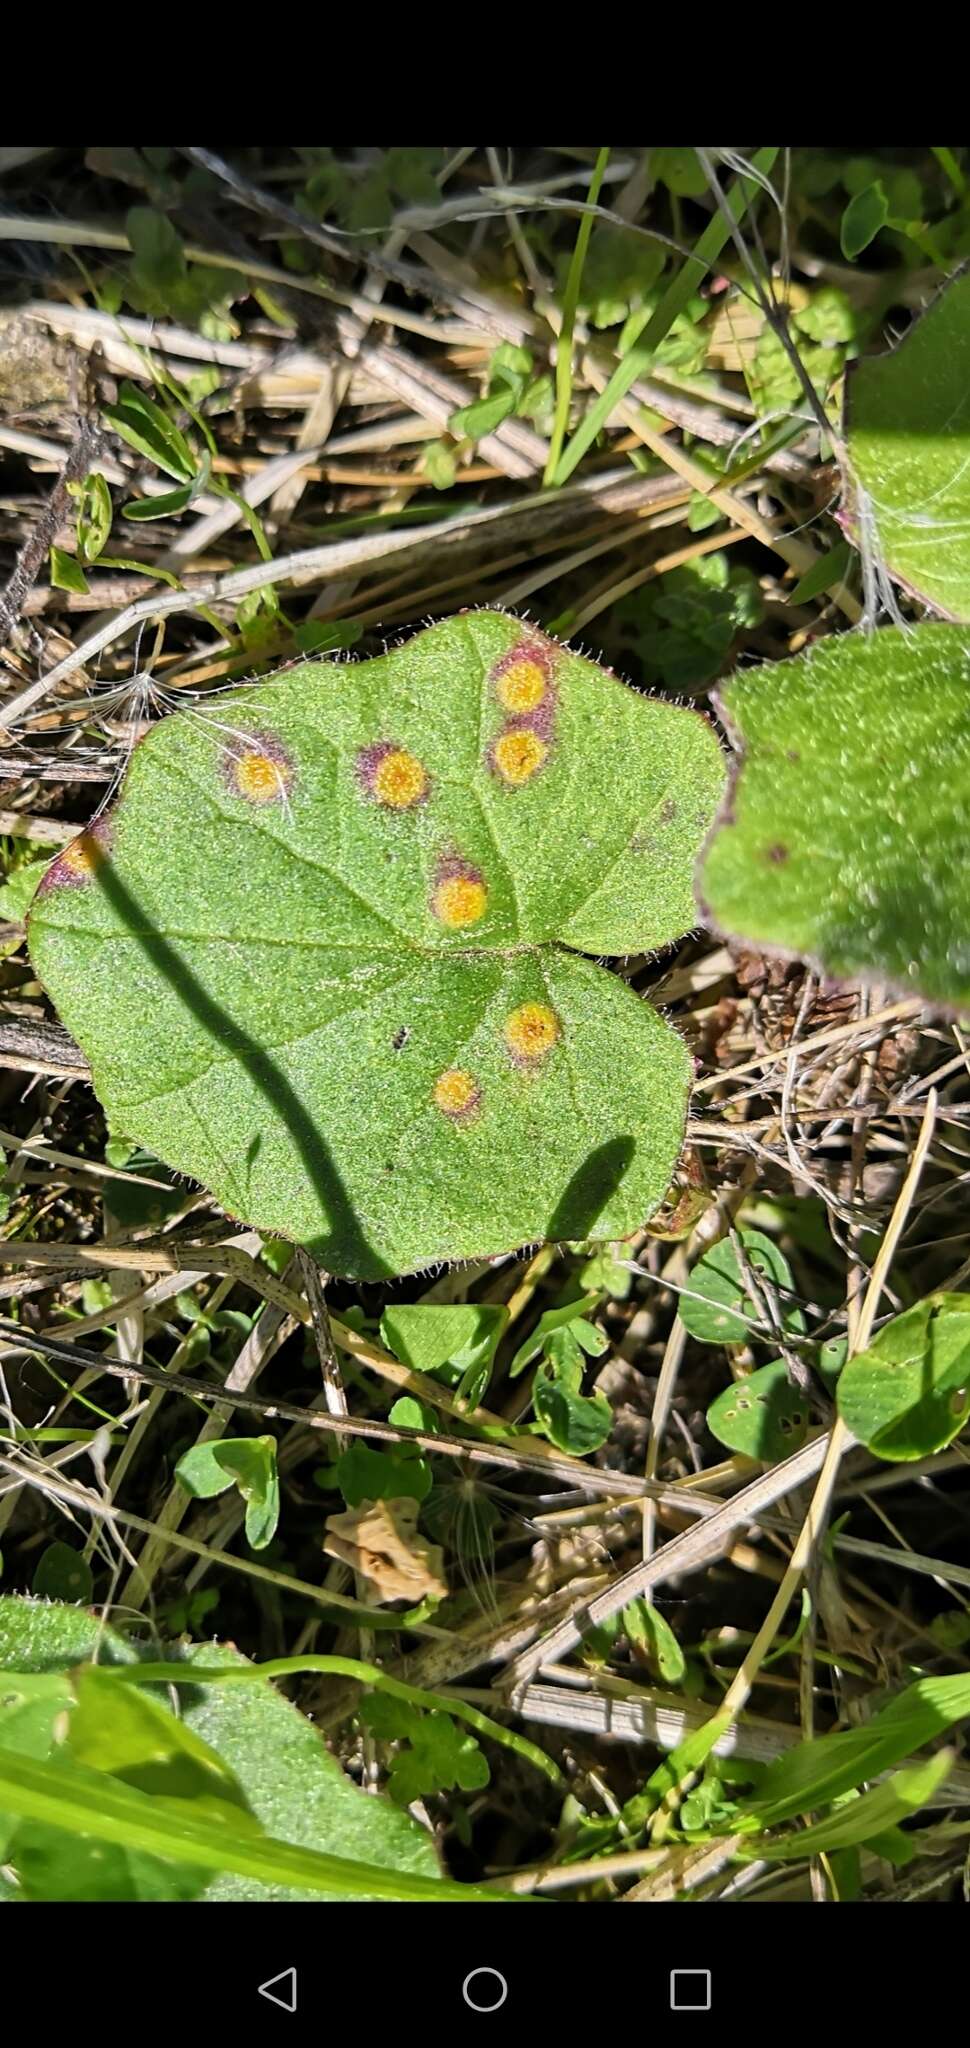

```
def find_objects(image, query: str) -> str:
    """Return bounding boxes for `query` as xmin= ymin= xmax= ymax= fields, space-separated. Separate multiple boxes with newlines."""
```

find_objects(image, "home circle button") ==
xmin=462 ymin=1968 xmax=508 ymax=2013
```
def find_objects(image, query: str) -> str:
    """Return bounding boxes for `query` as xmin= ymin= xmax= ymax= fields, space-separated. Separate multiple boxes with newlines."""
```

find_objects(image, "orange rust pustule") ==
xmin=431 ymin=854 xmax=488 ymax=929
xmin=502 ymin=1000 xmax=561 ymax=1066
xmin=223 ymin=731 xmax=295 ymax=806
xmin=35 ymin=818 xmax=111 ymax=897
xmin=432 ymin=1067 xmax=482 ymax=1121
xmin=487 ymin=639 xmax=558 ymax=789
xmin=490 ymin=635 xmax=558 ymax=709
xmin=488 ymin=726 xmax=550 ymax=787
xmin=356 ymin=741 xmax=429 ymax=810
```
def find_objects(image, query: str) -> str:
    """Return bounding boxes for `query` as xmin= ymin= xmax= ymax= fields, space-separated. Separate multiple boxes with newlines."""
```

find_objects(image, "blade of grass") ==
xmin=552 ymin=146 xmax=778 ymax=485
xmin=544 ymin=146 xmax=610 ymax=484
xmin=0 ymin=1745 xmax=514 ymax=1901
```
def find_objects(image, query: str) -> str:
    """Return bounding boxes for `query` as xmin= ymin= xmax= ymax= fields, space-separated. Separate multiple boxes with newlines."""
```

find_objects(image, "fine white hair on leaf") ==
xmin=847 ymin=470 xmax=910 ymax=632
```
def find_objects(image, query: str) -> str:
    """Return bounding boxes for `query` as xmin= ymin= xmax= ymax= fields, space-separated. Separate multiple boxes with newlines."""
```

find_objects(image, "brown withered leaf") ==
xmin=323 ymin=1497 xmax=448 ymax=1605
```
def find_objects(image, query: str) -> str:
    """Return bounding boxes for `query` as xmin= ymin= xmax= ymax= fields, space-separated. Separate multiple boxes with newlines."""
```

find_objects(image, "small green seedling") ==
xmin=176 ymin=1437 xmax=280 ymax=1549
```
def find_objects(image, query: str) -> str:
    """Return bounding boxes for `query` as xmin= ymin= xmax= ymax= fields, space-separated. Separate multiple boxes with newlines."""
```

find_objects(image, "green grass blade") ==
xmin=0 ymin=1744 xmax=516 ymax=1902
xmin=544 ymin=146 xmax=610 ymax=485
xmin=552 ymin=146 xmax=779 ymax=485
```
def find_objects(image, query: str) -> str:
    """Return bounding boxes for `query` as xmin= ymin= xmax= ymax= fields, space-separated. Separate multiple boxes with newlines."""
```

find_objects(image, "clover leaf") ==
xmin=29 ymin=612 xmax=724 ymax=1279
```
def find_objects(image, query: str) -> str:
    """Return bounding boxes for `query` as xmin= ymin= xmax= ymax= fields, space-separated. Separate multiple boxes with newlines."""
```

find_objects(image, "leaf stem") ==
xmin=102 ymin=1653 xmax=564 ymax=1787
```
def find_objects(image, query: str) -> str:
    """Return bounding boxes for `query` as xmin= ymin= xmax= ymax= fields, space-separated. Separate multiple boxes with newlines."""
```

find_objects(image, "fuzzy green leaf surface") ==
xmin=29 ymin=612 xmax=724 ymax=1278
xmin=697 ymin=625 xmax=970 ymax=1009
xmin=847 ymin=269 xmax=970 ymax=618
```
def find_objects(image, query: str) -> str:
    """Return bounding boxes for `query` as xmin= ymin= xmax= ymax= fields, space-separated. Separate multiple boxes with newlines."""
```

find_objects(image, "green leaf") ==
xmin=680 ymin=1230 xmax=803 ymax=1345
xmin=123 ymin=451 xmax=211 ymax=523
xmin=0 ymin=860 xmax=46 ymax=925
xmin=448 ymin=391 xmax=517 ymax=441
xmin=533 ymin=1357 xmax=612 ymax=1454
xmin=122 ymin=480 xmax=196 ymax=520
xmin=746 ymin=1672 xmax=970 ymax=1827
xmin=31 ymin=1542 xmax=93 ymax=1603
xmin=697 ymin=624 xmax=970 ymax=1009
xmin=388 ymin=1395 xmax=438 ymax=1433
xmin=49 ymin=546 xmax=89 ymax=595
xmin=706 ymin=1359 xmax=810 ymax=1460
xmin=381 ymin=1301 xmax=508 ymax=1407
xmin=174 ymin=1440 xmax=235 ymax=1500
xmin=653 ymin=146 xmax=708 ymax=198
xmin=510 ymin=1293 xmax=602 ymax=1379
xmin=67 ymin=470 xmax=113 ymax=562
xmin=836 ymin=1294 xmax=970 ymax=1459
xmin=359 ymin=1693 xmax=489 ymax=1807
xmin=789 ymin=541 xmax=852 ymax=605
xmin=0 ymin=1598 xmax=446 ymax=1902
xmin=568 ymin=223 xmax=665 ymax=330
xmin=381 ymin=1303 xmax=507 ymax=1378
xmin=423 ymin=440 xmax=457 ymax=490
xmin=616 ymin=552 xmax=764 ymax=691
xmin=6 ymin=1804 xmax=204 ymax=1902
xmin=215 ymin=1437 xmax=280 ymax=1549
xmin=29 ymin=613 xmax=724 ymax=1280
xmin=488 ymin=342 xmax=534 ymax=394
xmin=0 ymin=1670 xmax=77 ymax=1867
xmin=847 ymin=269 xmax=970 ymax=618
xmin=69 ymin=1665 xmax=255 ymax=1822
xmin=334 ymin=1440 xmax=431 ymax=1507
xmin=756 ymin=1749 xmax=953 ymax=1858
xmin=292 ymin=619 xmax=363 ymax=657
xmin=102 ymin=379 xmax=196 ymax=484
xmin=840 ymin=179 xmax=890 ymax=258
xmin=0 ymin=1744 xmax=506 ymax=1902
xmin=623 ymin=1599 xmax=686 ymax=1684
xmin=176 ymin=1436 xmax=280 ymax=1547
xmin=102 ymin=1146 xmax=183 ymax=1231
xmin=127 ymin=206 xmax=185 ymax=295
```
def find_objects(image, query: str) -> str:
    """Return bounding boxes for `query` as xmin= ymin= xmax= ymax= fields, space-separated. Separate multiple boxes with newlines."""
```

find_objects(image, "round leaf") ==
xmin=533 ymin=1366 xmax=612 ymax=1454
xmin=836 ymin=1294 xmax=970 ymax=1460
xmin=680 ymin=1230 xmax=803 ymax=1345
xmin=31 ymin=1542 xmax=93 ymax=1604
xmin=29 ymin=613 xmax=724 ymax=1279
xmin=706 ymin=1359 xmax=810 ymax=1461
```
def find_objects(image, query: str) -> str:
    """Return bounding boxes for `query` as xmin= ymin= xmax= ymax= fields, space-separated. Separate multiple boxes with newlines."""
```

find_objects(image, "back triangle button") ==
xmin=258 ymin=1969 xmax=298 ymax=2013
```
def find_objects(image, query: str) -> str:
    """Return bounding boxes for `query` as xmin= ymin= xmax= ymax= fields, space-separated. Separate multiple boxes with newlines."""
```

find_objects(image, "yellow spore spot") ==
xmin=492 ymin=728 xmax=548 ymax=786
xmin=234 ymin=753 xmax=286 ymax=804
xmin=372 ymin=748 xmax=428 ymax=809
xmin=432 ymin=874 xmax=488 ymax=928
xmin=62 ymin=833 xmax=104 ymax=879
xmin=496 ymin=658 xmax=548 ymax=714
xmin=503 ymin=1000 xmax=561 ymax=1063
xmin=433 ymin=1067 xmax=480 ymax=1119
